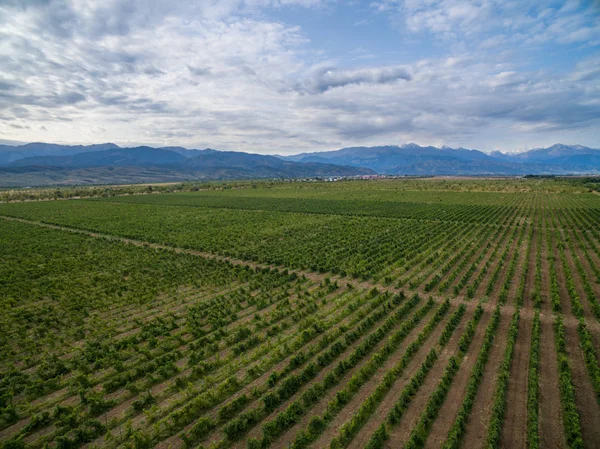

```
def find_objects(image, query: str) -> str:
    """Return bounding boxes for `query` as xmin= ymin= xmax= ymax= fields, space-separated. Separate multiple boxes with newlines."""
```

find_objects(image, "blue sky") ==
xmin=0 ymin=0 xmax=599 ymax=154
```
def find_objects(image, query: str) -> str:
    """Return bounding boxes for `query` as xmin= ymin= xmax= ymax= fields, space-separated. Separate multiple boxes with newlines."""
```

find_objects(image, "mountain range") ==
xmin=285 ymin=143 xmax=600 ymax=176
xmin=0 ymin=144 xmax=373 ymax=187
xmin=0 ymin=142 xmax=598 ymax=187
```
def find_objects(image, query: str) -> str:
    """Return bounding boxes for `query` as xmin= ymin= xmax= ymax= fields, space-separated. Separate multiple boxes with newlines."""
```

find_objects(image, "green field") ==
xmin=1 ymin=178 xmax=600 ymax=449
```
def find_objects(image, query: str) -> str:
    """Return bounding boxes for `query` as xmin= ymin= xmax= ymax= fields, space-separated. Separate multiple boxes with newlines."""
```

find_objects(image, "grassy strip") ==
xmin=547 ymin=219 xmax=584 ymax=449
xmin=526 ymin=312 xmax=541 ymax=449
xmin=554 ymin=316 xmax=584 ymax=448
xmin=484 ymin=309 xmax=520 ymax=448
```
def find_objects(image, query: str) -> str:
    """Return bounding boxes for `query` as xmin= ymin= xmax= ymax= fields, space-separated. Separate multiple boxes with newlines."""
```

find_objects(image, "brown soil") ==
xmin=537 ymin=224 xmax=567 ymax=449
xmin=318 ymin=307 xmax=459 ymax=449
xmin=457 ymin=307 xmax=512 ymax=448
xmin=383 ymin=307 xmax=487 ymax=448
xmin=473 ymin=225 xmax=518 ymax=300
xmin=498 ymin=223 xmax=538 ymax=449
xmin=239 ymin=304 xmax=437 ymax=449
xmin=422 ymin=307 xmax=497 ymax=449
xmin=153 ymin=290 xmax=383 ymax=449
xmin=0 ymin=417 xmax=31 ymax=442
xmin=552 ymin=230 xmax=600 ymax=449
xmin=499 ymin=307 xmax=533 ymax=449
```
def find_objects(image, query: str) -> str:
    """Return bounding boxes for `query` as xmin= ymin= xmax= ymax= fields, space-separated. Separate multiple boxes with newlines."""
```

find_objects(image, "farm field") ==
xmin=1 ymin=178 xmax=600 ymax=449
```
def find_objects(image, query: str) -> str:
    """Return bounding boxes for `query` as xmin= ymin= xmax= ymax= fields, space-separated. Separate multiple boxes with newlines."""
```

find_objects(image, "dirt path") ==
xmin=497 ymin=221 xmax=538 ymax=449
xmin=458 ymin=308 xmax=512 ymax=448
xmin=418 ymin=305 xmax=493 ymax=449
xmin=552 ymin=230 xmax=600 ymax=449
xmin=538 ymin=224 xmax=568 ymax=449
xmin=499 ymin=306 xmax=533 ymax=449
xmin=382 ymin=308 xmax=483 ymax=448
xmin=317 ymin=307 xmax=462 ymax=449
xmin=0 ymin=214 xmax=528 ymax=322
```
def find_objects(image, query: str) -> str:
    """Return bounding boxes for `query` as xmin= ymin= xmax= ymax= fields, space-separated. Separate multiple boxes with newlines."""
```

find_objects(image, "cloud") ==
xmin=288 ymin=52 xmax=600 ymax=149
xmin=297 ymin=66 xmax=412 ymax=93
xmin=372 ymin=0 xmax=600 ymax=49
xmin=187 ymin=65 xmax=212 ymax=76
xmin=57 ymin=92 xmax=86 ymax=105
xmin=0 ymin=0 xmax=599 ymax=153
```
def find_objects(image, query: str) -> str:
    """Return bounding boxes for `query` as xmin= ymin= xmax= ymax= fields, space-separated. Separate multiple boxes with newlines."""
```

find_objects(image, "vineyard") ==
xmin=1 ymin=178 xmax=600 ymax=449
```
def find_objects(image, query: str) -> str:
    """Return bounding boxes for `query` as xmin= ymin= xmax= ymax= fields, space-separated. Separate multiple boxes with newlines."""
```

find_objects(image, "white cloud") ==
xmin=0 ymin=0 xmax=599 ymax=153
xmin=372 ymin=0 xmax=600 ymax=49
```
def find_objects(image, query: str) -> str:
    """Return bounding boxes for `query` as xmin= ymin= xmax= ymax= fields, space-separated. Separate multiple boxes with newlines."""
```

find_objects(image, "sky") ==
xmin=0 ymin=0 xmax=599 ymax=154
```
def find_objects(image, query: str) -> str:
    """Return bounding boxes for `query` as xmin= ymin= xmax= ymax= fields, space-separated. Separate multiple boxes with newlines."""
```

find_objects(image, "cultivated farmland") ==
xmin=1 ymin=178 xmax=600 ymax=449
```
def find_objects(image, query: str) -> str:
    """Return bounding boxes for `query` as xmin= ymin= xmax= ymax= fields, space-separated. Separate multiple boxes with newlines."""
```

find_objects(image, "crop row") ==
xmin=401 ymin=300 xmax=488 ymax=449
xmin=243 ymin=296 xmax=432 ymax=449
xmin=442 ymin=305 xmax=501 ymax=449
xmin=96 ymin=288 xmax=400 ymax=449
xmin=547 ymin=225 xmax=584 ymax=449
xmin=0 ymin=197 xmax=524 ymax=282
xmin=484 ymin=309 xmax=520 ymax=448
xmin=324 ymin=301 xmax=464 ymax=449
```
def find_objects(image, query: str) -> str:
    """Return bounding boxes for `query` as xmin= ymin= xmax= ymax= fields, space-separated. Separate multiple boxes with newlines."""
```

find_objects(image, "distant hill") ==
xmin=285 ymin=143 xmax=600 ymax=175
xmin=490 ymin=144 xmax=600 ymax=166
xmin=0 ymin=142 xmax=119 ymax=165
xmin=1 ymin=141 xmax=598 ymax=187
xmin=11 ymin=147 xmax=187 ymax=168
xmin=0 ymin=145 xmax=374 ymax=187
